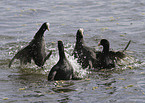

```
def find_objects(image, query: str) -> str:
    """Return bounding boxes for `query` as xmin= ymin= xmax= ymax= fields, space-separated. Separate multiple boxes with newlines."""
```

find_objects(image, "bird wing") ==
xmin=41 ymin=50 xmax=52 ymax=66
xmin=8 ymin=45 xmax=32 ymax=68
xmin=123 ymin=40 xmax=131 ymax=52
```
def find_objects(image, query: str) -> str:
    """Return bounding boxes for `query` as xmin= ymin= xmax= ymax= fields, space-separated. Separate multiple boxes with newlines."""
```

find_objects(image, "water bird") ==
xmin=48 ymin=40 xmax=78 ymax=81
xmin=9 ymin=22 xmax=52 ymax=68
xmin=73 ymin=28 xmax=97 ymax=69
xmin=96 ymin=39 xmax=131 ymax=69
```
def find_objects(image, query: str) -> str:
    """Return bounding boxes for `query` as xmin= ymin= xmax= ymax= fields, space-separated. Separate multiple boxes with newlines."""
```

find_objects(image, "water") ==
xmin=1 ymin=0 xmax=145 ymax=102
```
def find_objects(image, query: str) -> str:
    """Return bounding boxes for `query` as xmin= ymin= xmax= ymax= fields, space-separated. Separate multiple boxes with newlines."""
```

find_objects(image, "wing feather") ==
xmin=9 ymin=46 xmax=32 ymax=68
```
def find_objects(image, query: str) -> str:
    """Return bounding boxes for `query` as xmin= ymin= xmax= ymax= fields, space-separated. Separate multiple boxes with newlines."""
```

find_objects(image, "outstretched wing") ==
xmin=9 ymin=45 xmax=32 ymax=68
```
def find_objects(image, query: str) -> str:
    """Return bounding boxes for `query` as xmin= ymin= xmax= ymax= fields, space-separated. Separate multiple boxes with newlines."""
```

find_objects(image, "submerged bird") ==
xmin=9 ymin=22 xmax=52 ymax=68
xmin=48 ymin=40 xmax=77 ymax=81
xmin=96 ymin=39 xmax=131 ymax=69
xmin=73 ymin=28 xmax=97 ymax=69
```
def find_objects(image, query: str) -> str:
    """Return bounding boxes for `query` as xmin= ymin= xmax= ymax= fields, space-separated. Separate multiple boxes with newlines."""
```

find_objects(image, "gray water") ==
xmin=1 ymin=0 xmax=145 ymax=102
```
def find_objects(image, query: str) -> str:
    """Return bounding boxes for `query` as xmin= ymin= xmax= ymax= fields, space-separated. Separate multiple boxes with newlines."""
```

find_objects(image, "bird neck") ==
xmin=102 ymin=45 xmax=109 ymax=55
xmin=76 ymin=38 xmax=85 ymax=46
xmin=34 ymin=27 xmax=46 ymax=39
xmin=59 ymin=47 xmax=66 ymax=60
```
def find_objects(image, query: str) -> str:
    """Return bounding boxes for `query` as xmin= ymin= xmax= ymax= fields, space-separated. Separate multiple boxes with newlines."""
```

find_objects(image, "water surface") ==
xmin=0 ymin=0 xmax=145 ymax=102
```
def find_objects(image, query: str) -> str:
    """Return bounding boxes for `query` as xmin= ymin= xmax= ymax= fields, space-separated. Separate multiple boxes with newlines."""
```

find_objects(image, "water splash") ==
xmin=7 ymin=42 xmax=144 ymax=77
xmin=65 ymin=53 xmax=87 ymax=78
xmin=116 ymin=55 xmax=144 ymax=70
xmin=44 ymin=48 xmax=87 ymax=78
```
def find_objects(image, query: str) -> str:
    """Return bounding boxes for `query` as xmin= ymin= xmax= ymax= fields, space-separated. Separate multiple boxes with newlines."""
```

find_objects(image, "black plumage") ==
xmin=9 ymin=22 xmax=52 ymax=68
xmin=96 ymin=39 xmax=115 ymax=68
xmin=73 ymin=28 xmax=97 ymax=69
xmin=96 ymin=39 xmax=131 ymax=69
xmin=48 ymin=40 xmax=76 ymax=81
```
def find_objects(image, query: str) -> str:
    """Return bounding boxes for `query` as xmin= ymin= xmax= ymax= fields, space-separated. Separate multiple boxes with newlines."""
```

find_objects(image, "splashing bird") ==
xmin=9 ymin=22 xmax=52 ymax=68
xmin=73 ymin=28 xmax=97 ymax=69
xmin=96 ymin=39 xmax=131 ymax=69
xmin=48 ymin=40 xmax=78 ymax=81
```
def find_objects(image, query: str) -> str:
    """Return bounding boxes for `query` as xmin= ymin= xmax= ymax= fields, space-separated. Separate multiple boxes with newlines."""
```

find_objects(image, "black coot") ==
xmin=73 ymin=28 xmax=97 ymax=69
xmin=9 ymin=22 xmax=52 ymax=68
xmin=48 ymin=40 xmax=77 ymax=81
xmin=96 ymin=39 xmax=131 ymax=69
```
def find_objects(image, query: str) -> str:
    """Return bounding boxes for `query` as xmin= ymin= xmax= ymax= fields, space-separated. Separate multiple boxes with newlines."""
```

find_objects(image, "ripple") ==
xmin=0 ymin=0 xmax=145 ymax=102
